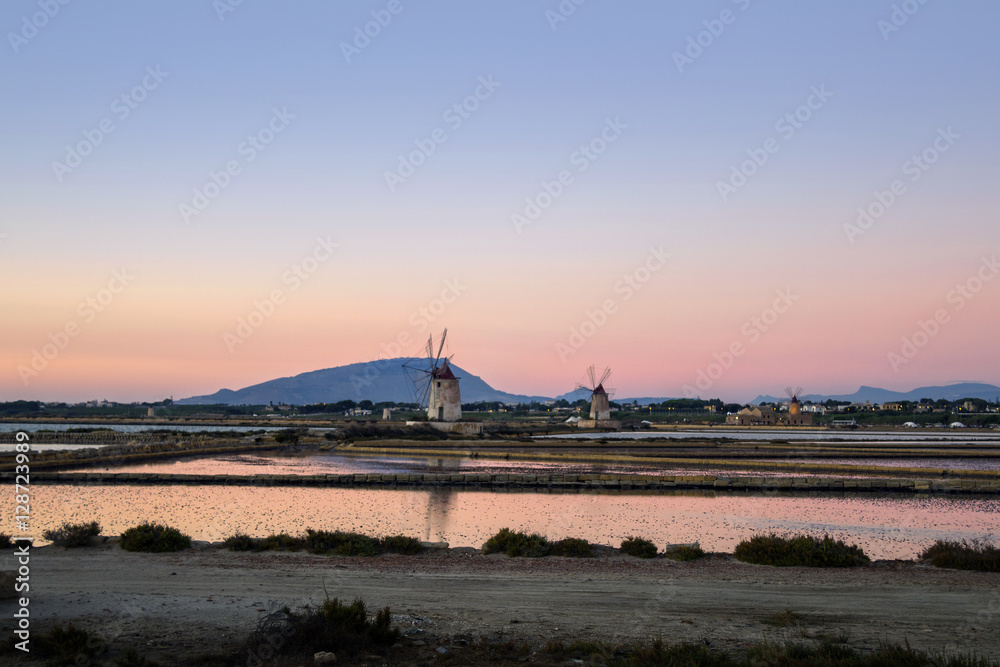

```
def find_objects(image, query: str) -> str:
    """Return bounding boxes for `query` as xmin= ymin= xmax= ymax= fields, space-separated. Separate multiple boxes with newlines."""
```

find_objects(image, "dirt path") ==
xmin=5 ymin=544 xmax=999 ymax=663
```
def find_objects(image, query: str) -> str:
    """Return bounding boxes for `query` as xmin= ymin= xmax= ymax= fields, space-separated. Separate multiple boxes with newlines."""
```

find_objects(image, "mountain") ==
xmin=176 ymin=358 xmax=553 ymax=406
xmin=751 ymin=382 xmax=1000 ymax=405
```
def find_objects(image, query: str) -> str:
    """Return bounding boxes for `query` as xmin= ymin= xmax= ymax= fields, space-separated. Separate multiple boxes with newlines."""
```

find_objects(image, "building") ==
xmin=726 ymin=403 xmax=814 ymax=426
xmin=427 ymin=359 xmax=462 ymax=422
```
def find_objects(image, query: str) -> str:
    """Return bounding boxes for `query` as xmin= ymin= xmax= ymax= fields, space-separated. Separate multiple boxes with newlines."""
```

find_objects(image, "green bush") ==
xmin=239 ymin=596 xmax=399 ymax=664
xmin=43 ymin=521 xmax=102 ymax=548
xmin=34 ymin=624 xmax=106 ymax=666
xmin=620 ymin=537 xmax=658 ymax=558
xmin=482 ymin=528 xmax=551 ymax=557
xmin=379 ymin=535 xmax=424 ymax=555
xmin=734 ymin=533 xmax=870 ymax=568
xmin=551 ymin=537 xmax=594 ymax=558
xmin=120 ymin=522 xmax=192 ymax=553
xmin=258 ymin=532 xmax=306 ymax=551
xmin=222 ymin=533 xmax=256 ymax=551
xmin=921 ymin=539 xmax=999 ymax=572
xmin=305 ymin=529 xmax=379 ymax=556
xmin=664 ymin=543 xmax=705 ymax=561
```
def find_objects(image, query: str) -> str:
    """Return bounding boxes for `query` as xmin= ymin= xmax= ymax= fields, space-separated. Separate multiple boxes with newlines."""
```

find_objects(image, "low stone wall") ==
xmin=0 ymin=438 xmax=282 ymax=470
xmin=3 ymin=470 xmax=998 ymax=494
xmin=339 ymin=445 xmax=1000 ymax=480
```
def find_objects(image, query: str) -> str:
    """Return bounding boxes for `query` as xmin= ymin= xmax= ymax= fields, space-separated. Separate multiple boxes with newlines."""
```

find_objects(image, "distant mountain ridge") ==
xmin=177 ymin=360 xmax=999 ymax=407
xmin=177 ymin=358 xmax=553 ymax=406
xmin=751 ymin=382 xmax=1000 ymax=405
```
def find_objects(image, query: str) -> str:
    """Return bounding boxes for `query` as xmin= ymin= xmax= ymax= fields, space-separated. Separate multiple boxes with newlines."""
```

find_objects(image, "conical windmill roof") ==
xmin=432 ymin=360 xmax=457 ymax=380
xmin=593 ymin=383 xmax=608 ymax=395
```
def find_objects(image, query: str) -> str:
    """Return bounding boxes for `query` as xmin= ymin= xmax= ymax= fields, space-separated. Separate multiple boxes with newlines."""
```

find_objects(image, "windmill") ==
xmin=785 ymin=386 xmax=804 ymax=416
xmin=402 ymin=329 xmax=462 ymax=421
xmin=577 ymin=365 xmax=614 ymax=421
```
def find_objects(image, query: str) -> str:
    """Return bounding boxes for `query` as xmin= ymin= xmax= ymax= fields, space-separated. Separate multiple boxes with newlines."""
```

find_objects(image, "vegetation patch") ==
xmin=734 ymin=533 xmax=870 ymax=568
xmin=120 ymin=522 xmax=192 ymax=553
xmin=663 ymin=543 xmax=705 ymax=561
xmin=482 ymin=528 xmax=551 ymax=557
xmin=620 ymin=536 xmax=658 ymax=558
xmin=43 ymin=521 xmax=101 ymax=548
xmin=763 ymin=609 xmax=803 ymax=627
xmin=239 ymin=596 xmax=398 ymax=665
xmin=378 ymin=534 xmax=424 ymax=555
xmin=0 ymin=533 xmax=11 ymax=549
xmin=921 ymin=539 xmax=999 ymax=572
xmin=551 ymin=537 xmax=595 ymax=557
xmin=33 ymin=624 xmax=106 ymax=666
xmin=304 ymin=529 xmax=380 ymax=556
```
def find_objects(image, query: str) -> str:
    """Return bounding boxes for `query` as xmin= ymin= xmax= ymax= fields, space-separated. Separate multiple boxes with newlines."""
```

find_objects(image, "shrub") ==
xmin=664 ymin=543 xmax=705 ymax=561
xmin=239 ymin=596 xmax=398 ymax=664
xmin=120 ymin=523 xmax=192 ymax=553
xmin=734 ymin=533 xmax=870 ymax=568
xmin=43 ymin=521 xmax=102 ymax=548
xmin=305 ymin=529 xmax=379 ymax=556
xmin=35 ymin=624 xmax=106 ymax=666
xmin=550 ymin=537 xmax=594 ymax=558
xmin=223 ymin=533 xmax=256 ymax=551
xmin=0 ymin=534 xmax=11 ymax=549
xmin=620 ymin=537 xmax=658 ymax=558
xmin=258 ymin=533 xmax=306 ymax=551
xmin=379 ymin=535 xmax=424 ymax=555
xmin=482 ymin=528 xmax=551 ymax=557
xmin=921 ymin=539 xmax=999 ymax=572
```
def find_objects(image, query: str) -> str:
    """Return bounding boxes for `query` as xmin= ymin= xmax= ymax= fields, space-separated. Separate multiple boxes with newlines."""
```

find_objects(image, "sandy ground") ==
xmin=3 ymin=542 xmax=999 ymax=664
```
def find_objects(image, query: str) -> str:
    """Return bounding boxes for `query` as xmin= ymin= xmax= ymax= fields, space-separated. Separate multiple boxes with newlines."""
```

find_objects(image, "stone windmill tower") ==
xmin=404 ymin=329 xmax=462 ymax=422
xmin=577 ymin=365 xmax=615 ymax=424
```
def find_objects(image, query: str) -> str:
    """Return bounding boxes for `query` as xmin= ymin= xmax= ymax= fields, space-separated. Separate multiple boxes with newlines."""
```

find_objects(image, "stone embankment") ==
xmin=2 ymin=470 xmax=998 ymax=494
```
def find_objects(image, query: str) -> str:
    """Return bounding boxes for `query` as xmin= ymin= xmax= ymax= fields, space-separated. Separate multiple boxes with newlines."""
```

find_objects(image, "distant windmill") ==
xmin=578 ymin=365 xmax=615 ymax=421
xmin=402 ymin=329 xmax=462 ymax=422
xmin=785 ymin=386 xmax=804 ymax=416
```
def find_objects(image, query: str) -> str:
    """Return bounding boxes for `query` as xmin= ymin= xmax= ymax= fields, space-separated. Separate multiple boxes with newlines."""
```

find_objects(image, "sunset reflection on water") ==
xmin=12 ymin=484 xmax=999 ymax=560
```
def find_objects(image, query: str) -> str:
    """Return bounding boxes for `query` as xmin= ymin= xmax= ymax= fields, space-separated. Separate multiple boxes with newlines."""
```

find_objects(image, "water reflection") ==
xmin=11 ymin=484 xmax=998 ymax=560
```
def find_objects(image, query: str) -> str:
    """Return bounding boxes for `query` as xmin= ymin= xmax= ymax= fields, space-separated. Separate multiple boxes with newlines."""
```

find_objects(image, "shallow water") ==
xmin=75 ymin=451 xmax=1000 ymax=476
xmin=543 ymin=429 xmax=1000 ymax=442
xmin=10 ymin=484 xmax=998 ymax=560
xmin=0 ymin=422 xmax=281 ymax=434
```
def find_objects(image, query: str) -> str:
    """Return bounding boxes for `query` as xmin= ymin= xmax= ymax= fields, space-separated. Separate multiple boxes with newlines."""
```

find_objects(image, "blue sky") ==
xmin=2 ymin=1 xmax=999 ymax=402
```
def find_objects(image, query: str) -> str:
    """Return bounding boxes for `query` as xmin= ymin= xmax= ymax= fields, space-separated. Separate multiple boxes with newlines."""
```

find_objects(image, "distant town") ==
xmin=3 ymin=395 xmax=999 ymax=428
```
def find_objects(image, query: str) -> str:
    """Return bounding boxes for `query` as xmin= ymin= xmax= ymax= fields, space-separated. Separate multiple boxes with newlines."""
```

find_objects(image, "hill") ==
xmin=176 ymin=358 xmax=552 ymax=406
xmin=750 ymin=382 xmax=1000 ymax=405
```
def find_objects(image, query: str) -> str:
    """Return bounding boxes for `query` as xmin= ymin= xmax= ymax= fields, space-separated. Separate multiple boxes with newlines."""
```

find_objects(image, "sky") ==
xmin=1 ymin=1 xmax=998 ymax=404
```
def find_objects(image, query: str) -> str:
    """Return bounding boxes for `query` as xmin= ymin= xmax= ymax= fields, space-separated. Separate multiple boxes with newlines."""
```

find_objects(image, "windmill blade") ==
xmin=425 ymin=335 xmax=434 ymax=365
xmin=434 ymin=328 xmax=448 ymax=368
xmin=587 ymin=365 xmax=596 ymax=388
xmin=597 ymin=367 xmax=612 ymax=387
